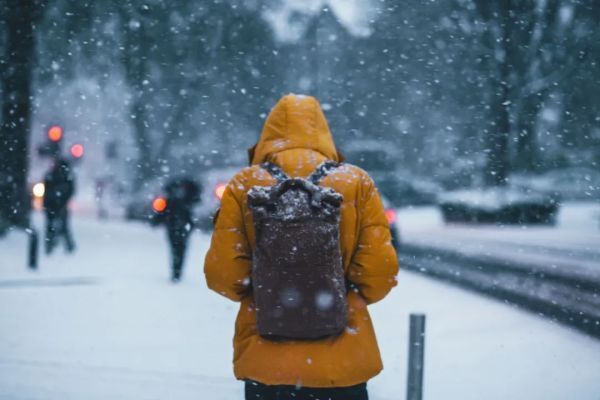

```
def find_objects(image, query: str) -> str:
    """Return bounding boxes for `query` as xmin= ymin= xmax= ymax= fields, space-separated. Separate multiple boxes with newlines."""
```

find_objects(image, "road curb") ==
xmin=399 ymin=243 xmax=600 ymax=339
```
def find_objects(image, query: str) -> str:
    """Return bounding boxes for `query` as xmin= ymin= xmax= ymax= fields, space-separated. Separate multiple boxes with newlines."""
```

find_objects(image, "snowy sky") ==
xmin=263 ymin=0 xmax=375 ymax=42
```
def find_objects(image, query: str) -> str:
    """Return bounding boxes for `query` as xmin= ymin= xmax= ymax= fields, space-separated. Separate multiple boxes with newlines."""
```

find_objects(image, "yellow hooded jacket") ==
xmin=204 ymin=94 xmax=398 ymax=388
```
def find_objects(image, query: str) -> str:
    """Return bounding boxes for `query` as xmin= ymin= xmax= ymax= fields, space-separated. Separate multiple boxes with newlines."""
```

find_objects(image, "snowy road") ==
xmin=1 ymin=214 xmax=600 ymax=399
xmin=396 ymin=203 xmax=600 ymax=336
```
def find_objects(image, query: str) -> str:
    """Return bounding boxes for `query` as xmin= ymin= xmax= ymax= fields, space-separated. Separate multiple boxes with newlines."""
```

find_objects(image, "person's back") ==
xmin=160 ymin=178 xmax=200 ymax=282
xmin=204 ymin=94 xmax=398 ymax=398
xmin=163 ymin=178 xmax=200 ymax=227
xmin=44 ymin=159 xmax=75 ymax=211
xmin=43 ymin=158 xmax=76 ymax=253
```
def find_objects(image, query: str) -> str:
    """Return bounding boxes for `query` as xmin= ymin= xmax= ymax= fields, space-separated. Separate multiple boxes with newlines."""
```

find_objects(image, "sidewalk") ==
xmin=1 ymin=214 xmax=599 ymax=399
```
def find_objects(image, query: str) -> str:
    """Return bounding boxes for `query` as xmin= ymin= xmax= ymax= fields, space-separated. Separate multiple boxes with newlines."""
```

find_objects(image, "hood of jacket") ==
xmin=249 ymin=94 xmax=341 ymax=165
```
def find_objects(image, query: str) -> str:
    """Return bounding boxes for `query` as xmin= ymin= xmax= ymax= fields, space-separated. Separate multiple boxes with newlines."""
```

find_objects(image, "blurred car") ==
xmin=437 ymin=186 xmax=559 ymax=225
xmin=124 ymin=175 xmax=170 ymax=223
xmin=380 ymin=195 xmax=401 ymax=251
xmin=509 ymin=167 xmax=600 ymax=202
xmin=124 ymin=166 xmax=401 ymax=251
xmin=194 ymin=167 xmax=240 ymax=232
xmin=342 ymin=140 xmax=441 ymax=207
xmin=200 ymin=168 xmax=401 ymax=250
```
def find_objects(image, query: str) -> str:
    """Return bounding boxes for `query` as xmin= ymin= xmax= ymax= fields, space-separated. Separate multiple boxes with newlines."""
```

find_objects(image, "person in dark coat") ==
xmin=43 ymin=158 xmax=76 ymax=254
xmin=153 ymin=178 xmax=201 ymax=282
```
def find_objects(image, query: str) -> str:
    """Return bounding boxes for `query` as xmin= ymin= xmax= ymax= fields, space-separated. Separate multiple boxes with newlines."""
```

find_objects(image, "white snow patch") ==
xmin=315 ymin=291 xmax=334 ymax=310
xmin=263 ymin=0 xmax=375 ymax=43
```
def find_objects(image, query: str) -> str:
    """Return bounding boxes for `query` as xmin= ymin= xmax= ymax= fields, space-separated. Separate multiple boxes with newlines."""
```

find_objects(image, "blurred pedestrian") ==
xmin=95 ymin=177 xmax=109 ymax=220
xmin=204 ymin=94 xmax=398 ymax=400
xmin=153 ymin=178 xmax=200 ymax=282
xmin=43 ymin=158 xmax=76 ymax=254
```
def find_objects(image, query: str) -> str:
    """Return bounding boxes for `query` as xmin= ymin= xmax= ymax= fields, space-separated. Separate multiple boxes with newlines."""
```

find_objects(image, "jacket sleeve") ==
xmin=347 ymin=175 xmax=399 ymax=304
xmin=204 ymin=178 xmax=252 ymax=302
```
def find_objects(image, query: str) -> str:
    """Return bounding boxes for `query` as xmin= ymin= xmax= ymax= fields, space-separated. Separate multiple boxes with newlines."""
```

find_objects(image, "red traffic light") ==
xmin=48 ymin=125 xmax=63 ymax=142
xmin=70 ymin=143 xmax=84 ymax=158
xmin=152 ymin=197 xmax=167 ymax=213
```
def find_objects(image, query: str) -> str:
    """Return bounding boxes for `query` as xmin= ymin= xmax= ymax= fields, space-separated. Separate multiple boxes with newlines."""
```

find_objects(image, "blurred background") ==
xmin=1 ymin=0 xmax=599 ymax=208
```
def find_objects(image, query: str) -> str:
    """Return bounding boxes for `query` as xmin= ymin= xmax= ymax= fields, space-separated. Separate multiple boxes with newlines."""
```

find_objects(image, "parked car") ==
xmin=438 ymin=187 xmax=559 ymax=225
xmin=204 ymin=172 xmax=401 ymax=251
xmin=342 ymin=140 xmax=441 ymax=207
xmin=124 ymin=175 xmax=170 ymax=223
xmin=380 ymin=195 xmax=401 ymax=251
xmin=198 ymin=169 xmax=401 ymax=248
xmin=509 ymin=167 xmax=600 ymax=202
xmin=125 ymin=165 xmax=401 ymax=251
xmin=194 ymin=167 xmax=240 ymax=232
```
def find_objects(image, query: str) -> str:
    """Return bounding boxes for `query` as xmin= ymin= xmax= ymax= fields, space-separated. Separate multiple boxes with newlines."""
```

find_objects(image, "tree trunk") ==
xmin=485 ymin=81 xmax=511 ymax=186
xmin=131 ymin=97 xmax=153 ymax=187
xmin=122 ymin=5 xmax=154 ymax=189
xmin=514 ymin=96 xmax=539 ymax=172
xmin=306 ymin=17 xmax=319 ymax=97
xmin=483 ymin=0 xmax=511 ymax=187
xmin=0 ymin=0 xmax=37 ymax=228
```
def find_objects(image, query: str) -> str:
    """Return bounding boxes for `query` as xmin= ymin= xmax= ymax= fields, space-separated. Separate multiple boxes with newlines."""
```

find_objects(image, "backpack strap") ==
xmin=308 ymin=161 xmax=340 ymax=185
xmin=260 ymin=162 xmax=290 ymax=183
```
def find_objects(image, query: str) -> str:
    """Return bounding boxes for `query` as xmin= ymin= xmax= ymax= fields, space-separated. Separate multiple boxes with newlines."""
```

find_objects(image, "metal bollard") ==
xmin=25 ymin=227 xmax=39 ymax=269
xmin=406 ymin=313 xmax=426 ymax=400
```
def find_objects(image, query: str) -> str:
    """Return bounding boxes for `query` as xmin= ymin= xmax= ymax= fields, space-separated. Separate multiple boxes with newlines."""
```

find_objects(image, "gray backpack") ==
xmin=247 ymin=161 xmax=347 ymax=340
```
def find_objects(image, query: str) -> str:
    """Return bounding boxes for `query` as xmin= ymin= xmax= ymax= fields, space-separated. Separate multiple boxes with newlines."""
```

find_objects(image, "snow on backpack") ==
xmin=247 ymin=161 xmax=347 ymax=340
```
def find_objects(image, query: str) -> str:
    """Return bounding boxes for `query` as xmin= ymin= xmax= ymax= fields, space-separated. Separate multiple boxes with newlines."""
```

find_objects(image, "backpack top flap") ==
xmin=247 ymin=161 xmax=343 ymax=222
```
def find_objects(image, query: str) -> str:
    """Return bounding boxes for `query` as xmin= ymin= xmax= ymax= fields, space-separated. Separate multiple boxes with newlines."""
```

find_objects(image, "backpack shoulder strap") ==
xmin=260 ymin=162 xmax=290 ymax=183
xmin=308 ymin=161 xmax=341 ymax=185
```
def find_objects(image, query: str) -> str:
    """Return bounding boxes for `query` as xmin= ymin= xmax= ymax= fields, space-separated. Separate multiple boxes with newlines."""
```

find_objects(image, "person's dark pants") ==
xmin=245 ymin=381 xmax=368 ymax=400
xmin=45 ymin=208 xmax=75 ymax=254
xmin=167 ymin=224 xmax=190 ymax=280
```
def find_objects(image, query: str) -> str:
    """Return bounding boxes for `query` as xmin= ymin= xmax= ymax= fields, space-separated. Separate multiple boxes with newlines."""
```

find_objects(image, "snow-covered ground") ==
xmin=397 ymin=201 xmax=600 ymax=235
xmin=396 ymin=202 xmax=600 ymax=279
xmin=1 ymin=212 xmax=600 ymax=399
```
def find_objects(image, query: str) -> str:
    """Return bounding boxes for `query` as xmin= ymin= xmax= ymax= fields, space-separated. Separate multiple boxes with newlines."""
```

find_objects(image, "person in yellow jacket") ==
xmin=204 ymin=94 xmax=398 ymax=400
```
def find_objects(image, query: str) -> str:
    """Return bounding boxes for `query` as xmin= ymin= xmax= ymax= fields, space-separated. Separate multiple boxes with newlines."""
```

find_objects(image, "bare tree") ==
xmin=468 ymin=0 xmax=597 ymax=181
xmin=0 ymin=0 xmax=46 ymax=229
